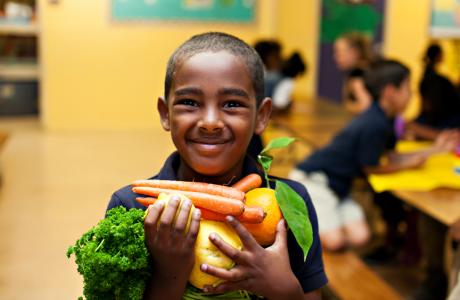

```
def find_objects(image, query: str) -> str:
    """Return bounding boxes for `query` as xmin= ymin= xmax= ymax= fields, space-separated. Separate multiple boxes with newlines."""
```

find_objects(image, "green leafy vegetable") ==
xmin=275 ymin=181 xmax=313 ymax=261
xmin=257 ymin=136 xmax=313 ymax=261
xmin=67 ymin=207 xmax=152 ymax=300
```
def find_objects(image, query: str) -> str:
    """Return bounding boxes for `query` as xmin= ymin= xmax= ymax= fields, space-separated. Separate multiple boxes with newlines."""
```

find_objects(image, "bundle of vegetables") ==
xmin=67 ymin=137 xmax=313 ymax=300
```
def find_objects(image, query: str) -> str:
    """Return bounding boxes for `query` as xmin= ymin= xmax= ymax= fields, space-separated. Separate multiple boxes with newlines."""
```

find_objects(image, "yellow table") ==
xmin=369 ymin=141 xmax=460 ymax=225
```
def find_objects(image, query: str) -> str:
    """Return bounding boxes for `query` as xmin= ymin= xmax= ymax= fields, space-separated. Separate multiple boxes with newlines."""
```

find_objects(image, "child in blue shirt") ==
xmin=107 ymin=32 xmax=327 ymax=299
xmin=290 ymin=60 xmax=458 ymax=252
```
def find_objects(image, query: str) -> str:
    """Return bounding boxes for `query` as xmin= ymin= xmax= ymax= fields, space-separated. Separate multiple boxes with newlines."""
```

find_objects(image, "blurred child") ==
xmin=271 ymin=52 xmax=306 ymax=114
xmin=107 ymin=32 xmax=327 ymax=299
xmin=405 ymin=43 xmax=460 ymax=140
xmin=289 ymin=60 xmax=458 ymax=251
xmin=334 ymin=32 xmax=374 ymax=72
xmin=334 ymin=32 xmax=376 ymax=114
xmin=254 ymin=40 xmax=283 ymax=97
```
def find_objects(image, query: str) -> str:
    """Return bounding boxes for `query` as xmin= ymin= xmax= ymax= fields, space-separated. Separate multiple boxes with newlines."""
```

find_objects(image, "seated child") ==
xmin=290 ymin=60 xmax=458 ymax=252
xmin=107 ymin=32 xmax=327 ymax=299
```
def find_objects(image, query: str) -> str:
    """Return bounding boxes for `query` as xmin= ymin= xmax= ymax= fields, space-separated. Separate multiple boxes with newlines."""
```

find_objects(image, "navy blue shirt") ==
xmin=297 ymin=102 xmax=395 ymax=199
xmin=107 ymin=152 xmax=328 ymax=293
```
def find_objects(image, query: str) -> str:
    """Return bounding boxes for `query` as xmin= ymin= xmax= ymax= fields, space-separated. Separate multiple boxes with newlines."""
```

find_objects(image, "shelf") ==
xmin=0 ymin=62 xmax=39 ymax=80
xmin=0 ymin=21 xmax=38 ymax=36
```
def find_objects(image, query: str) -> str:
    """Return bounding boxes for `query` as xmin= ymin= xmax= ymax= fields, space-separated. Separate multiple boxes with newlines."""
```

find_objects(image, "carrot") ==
xmin=132 ymin=179 xmax=245 ymax=201
xmin=132 ymin=187 xmax=244 ymax=216
xmin=232 ymin=173 xmax=263 ymax=192
xmin=136 ymin=196 xmax=265 ymax=224
xmin=238 ymin=206 xmax=266 ymax=224
xmin=200 ymin=206 xmax=265 ymax=224
xmin=136 ymin=197 xmax=157 ymax=207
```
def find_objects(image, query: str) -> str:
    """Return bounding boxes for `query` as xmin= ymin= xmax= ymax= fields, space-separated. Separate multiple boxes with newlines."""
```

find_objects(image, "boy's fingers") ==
xmin=173 ymin=199 xmax=192 ymax=234
xmin=157 ymin=196 xmax=180 ymax=233
xmin=200 ymin=263 xmax=246 ymax=282
xmin=144 ymin=202 xmax=164 ymax=246
xmin=185 ymin=208 xmax=201 ymax=247
xmin=208 ymin=232 xmax=246 ymax=263
xmin=225 ymin=216 xmax=259 ymax=251
xmin=272 ymin=219 xmax=288 ymax=251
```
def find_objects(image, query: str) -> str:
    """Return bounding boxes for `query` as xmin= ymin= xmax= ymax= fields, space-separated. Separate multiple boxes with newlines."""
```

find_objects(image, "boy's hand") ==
xmin=201 ymin=217 xmax=304 ymax=299
xmin=433 ymin=129 xmax=460 ymax=153
xmin=399 ymin=154 xmax=426 ymax=169
xmin=144 ymin=196 xmax=201 ymax=288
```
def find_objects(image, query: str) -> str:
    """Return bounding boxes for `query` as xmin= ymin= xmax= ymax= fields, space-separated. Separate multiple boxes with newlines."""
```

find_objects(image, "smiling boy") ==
xmin=106 ymin=32 xmax=327 ymax=299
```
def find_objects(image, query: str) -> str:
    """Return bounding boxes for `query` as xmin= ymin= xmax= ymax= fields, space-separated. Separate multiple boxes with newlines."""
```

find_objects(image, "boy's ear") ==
xmin=157 ymin=97 xmax=171 ymax=131
xmin=254 ymin=97 xmax=272 ymax=135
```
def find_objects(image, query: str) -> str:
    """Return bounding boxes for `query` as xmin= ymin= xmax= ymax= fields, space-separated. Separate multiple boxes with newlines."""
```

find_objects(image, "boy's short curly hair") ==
xmin=364 ymin=59 xmax=410 ymax=101
xmin=164 ymin=32 xmax=265 ymax=105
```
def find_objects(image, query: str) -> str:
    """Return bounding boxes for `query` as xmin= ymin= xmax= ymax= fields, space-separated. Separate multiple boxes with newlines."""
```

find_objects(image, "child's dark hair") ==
xmin=423 ymin=43 xmax=442 ymax=66
xmin=254 ymin=40 xmax=281 ymax=67
xmin=165 ymin=32 xmax=265 ymax=105
xmin=281 ymin=52 xmax=306 ymax=78
xmin=364 ymin=59 xmax=410 ymax=101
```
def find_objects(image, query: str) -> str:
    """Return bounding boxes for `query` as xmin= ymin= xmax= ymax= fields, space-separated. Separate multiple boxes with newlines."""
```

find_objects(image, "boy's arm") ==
xmin=363 ymin=152 xmax=426 ymax=174
xmin=405 ymin=121 xmax=441 ymax=140
xmin=364 ymin=130 xmax=460 ymax=175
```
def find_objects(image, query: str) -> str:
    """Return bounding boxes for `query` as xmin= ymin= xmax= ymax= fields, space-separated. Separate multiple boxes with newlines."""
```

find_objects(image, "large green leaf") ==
xmin=275 ymin=180 xmax=313 ymax=261
xmin=260 ymin=137 xmax=296 ymax=155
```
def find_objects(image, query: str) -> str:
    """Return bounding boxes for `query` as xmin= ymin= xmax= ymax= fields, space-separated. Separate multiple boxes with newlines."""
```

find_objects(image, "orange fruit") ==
xmin=243 ymin=188 xmax=282 ymax=246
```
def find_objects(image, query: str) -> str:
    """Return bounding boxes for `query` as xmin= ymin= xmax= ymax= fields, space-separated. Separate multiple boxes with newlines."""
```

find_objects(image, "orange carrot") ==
xmin=132 ymin=187 xmax=244 ymax=216
xmin=238 ymin=206 xmax=266 ymax=224
xmin=136 ymin=197 xmax=265 ymax=224
xmin=132 ymin=179 xmax=245 ymax=201
xmin=136 ymin=197 xmax=157 ymax=207
xmin=232 ymin=173 xmax=263 ymax=192
xmin=199 ymin=208 xmax=228 ymax=222
xmin=199 ymin=206 xmax=265 ymax=223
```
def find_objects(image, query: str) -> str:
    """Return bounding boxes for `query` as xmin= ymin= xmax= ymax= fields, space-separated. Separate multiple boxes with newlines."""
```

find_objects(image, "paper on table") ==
xmin=368 ymin=141 xmax=460 ymax=192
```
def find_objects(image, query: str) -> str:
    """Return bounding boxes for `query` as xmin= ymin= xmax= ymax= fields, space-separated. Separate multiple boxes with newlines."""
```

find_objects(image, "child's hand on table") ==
xmin=201 ymin=217 xmax=304 ymax=300
xmin=434 ymin=129 xmax=460 ymax=153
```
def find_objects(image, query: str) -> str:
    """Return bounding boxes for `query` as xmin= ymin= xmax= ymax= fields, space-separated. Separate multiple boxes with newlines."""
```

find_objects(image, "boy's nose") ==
xmin=198 ymin=109 xmax=224 ymax=132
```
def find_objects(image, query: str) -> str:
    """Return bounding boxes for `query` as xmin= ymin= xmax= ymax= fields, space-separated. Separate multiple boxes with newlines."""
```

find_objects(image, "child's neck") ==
xmin=177 ymin=158 xmax=244 ymax=185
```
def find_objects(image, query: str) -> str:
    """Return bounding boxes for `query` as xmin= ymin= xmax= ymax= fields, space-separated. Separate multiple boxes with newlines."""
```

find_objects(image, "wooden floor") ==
xmin=0 ymin=117 xmax=176 ymax=299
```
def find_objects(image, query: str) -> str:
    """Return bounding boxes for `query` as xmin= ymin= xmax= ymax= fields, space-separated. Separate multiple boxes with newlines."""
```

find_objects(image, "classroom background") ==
xmin=1 ymin=0 xmax=460 ymax=299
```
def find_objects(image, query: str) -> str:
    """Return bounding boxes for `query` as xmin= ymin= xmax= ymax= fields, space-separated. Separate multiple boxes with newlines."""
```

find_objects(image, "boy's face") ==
xmin=390 ymin=77 xmax=412 ymax=114
xmin=158 ymin=51 xmax=271 ymax=179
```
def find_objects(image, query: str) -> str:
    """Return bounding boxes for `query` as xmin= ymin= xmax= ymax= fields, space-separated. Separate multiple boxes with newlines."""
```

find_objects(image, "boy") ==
xmin=290 ymin=60 xmax=458 ymax=252
xmin=107 ymin=32 xmax=327 ymax=299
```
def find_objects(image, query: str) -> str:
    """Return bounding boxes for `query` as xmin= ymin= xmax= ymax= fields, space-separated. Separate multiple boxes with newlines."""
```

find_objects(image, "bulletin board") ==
xmin=430 ymin=0 xmax=460 ymax=38
xmin=112 ymin=0 xmax=255 ymax=22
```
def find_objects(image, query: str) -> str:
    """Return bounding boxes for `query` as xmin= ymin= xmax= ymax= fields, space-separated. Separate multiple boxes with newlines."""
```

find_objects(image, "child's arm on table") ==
xmin=364 ymin=130 xmax=460 ymax=175
xmin=201 ymin=217 xmax=321 ymax=300
xmin=143 ymin=196 xmax=201 ymax=300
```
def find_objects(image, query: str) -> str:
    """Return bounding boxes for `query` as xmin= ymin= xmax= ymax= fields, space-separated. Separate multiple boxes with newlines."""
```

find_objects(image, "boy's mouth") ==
xmin=188 ymin=138 xmax=230 ymax=155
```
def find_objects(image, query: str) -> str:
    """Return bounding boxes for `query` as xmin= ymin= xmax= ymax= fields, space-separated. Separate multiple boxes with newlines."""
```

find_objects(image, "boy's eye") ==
xmin=223 ymin=101 xmax=244 ymax=108
xmin=177 ymin=99 xmax=198 ymax=107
